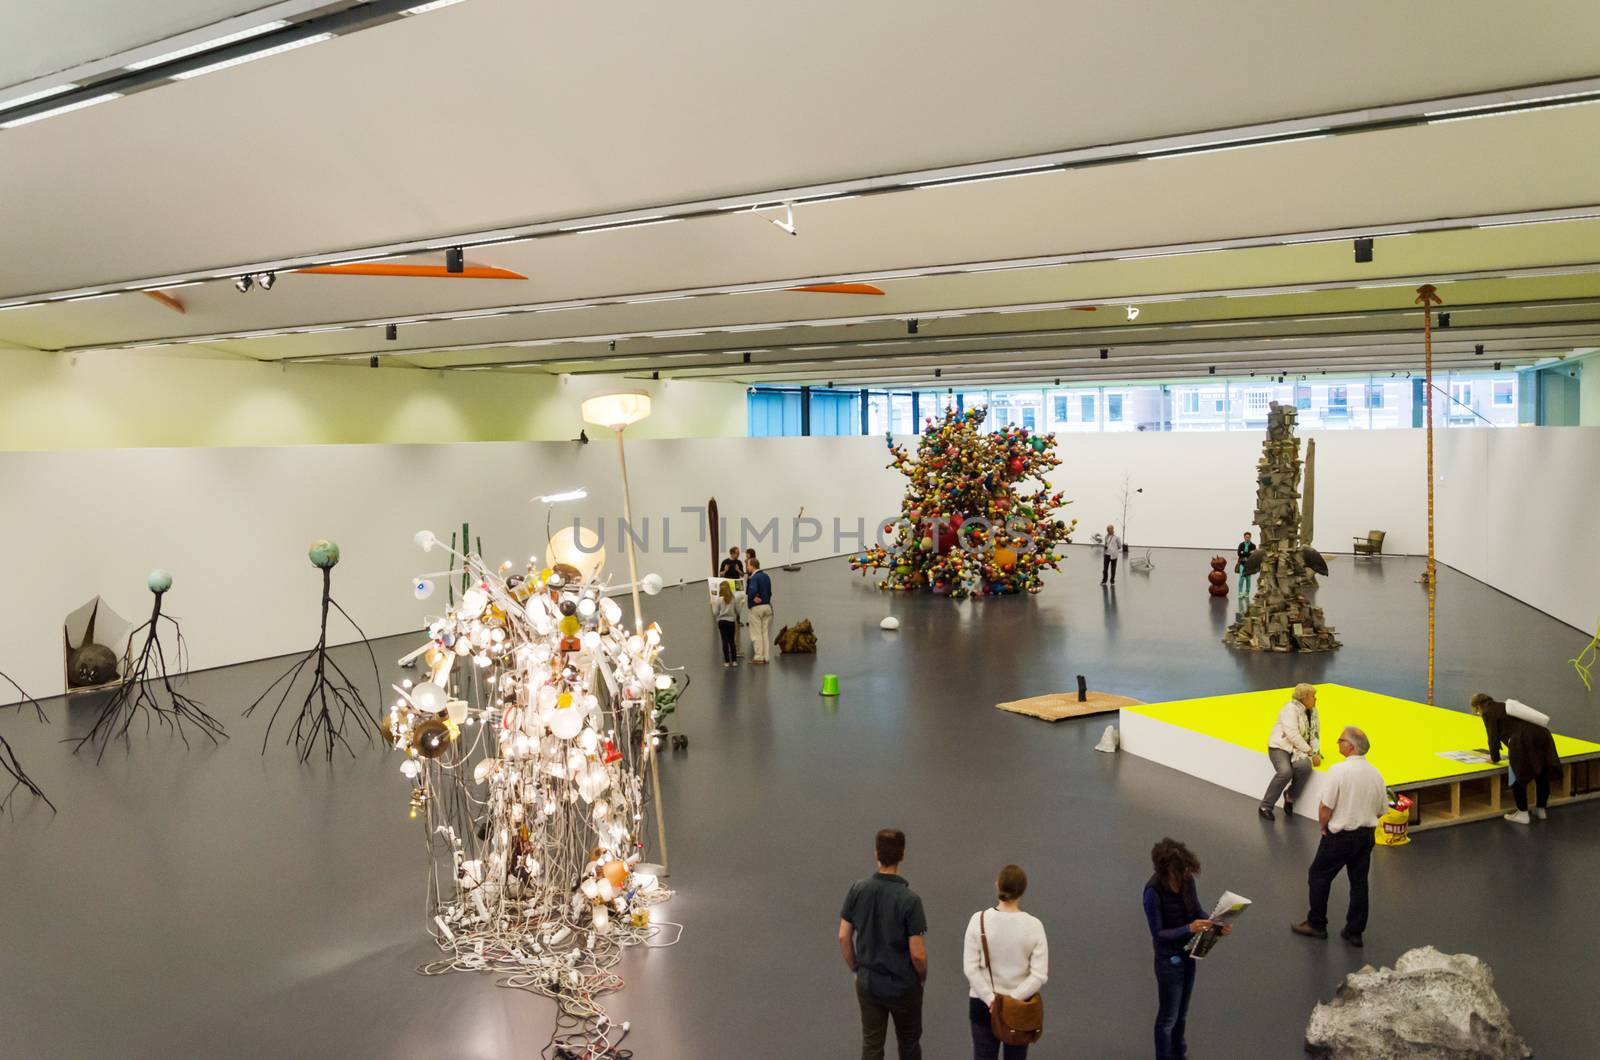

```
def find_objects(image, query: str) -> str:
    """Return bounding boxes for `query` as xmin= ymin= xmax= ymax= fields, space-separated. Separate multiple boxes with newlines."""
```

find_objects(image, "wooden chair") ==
xmin=1352 ymin=530 xmax=1386 ymax=557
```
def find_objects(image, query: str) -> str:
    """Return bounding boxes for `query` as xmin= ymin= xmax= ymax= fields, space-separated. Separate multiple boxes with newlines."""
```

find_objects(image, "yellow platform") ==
xmin=1123 ymin=684 xmax=1600 ymax=828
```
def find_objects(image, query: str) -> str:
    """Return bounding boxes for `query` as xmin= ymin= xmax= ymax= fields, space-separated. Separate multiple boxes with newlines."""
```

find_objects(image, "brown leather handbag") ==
xmin=980 ymin=910 xmax=1044 ymax=1046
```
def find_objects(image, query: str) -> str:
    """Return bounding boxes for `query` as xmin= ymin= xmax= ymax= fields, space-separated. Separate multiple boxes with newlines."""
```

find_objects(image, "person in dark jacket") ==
xmin=1472 ymin=693 xmax=1563 ymax=825
xmin=1142 ymin=838 xmax=1229 ymax=1060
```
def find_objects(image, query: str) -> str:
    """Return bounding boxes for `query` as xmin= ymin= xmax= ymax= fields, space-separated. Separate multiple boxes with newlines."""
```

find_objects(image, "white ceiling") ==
xmin=0 ymin=0 xmax=318 ymax=89
xmin=2 ymin=0 xmax=1599 ymax=388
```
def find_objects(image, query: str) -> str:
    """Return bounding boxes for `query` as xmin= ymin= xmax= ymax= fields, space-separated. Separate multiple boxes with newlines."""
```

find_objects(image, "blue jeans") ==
xmin=1154 ymin=953 xmax=1196 ymax=1060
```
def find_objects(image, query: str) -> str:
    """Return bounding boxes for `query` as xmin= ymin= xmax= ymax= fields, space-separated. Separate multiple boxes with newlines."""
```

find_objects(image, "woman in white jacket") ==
xmin=1259 ymin=683 xmax=1322 ymax=820
xmin=963 ymin=864 xmax=1048 ymax=1059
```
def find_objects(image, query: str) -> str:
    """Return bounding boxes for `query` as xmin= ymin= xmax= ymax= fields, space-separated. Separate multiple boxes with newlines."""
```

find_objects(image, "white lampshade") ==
xmin=581 ymin=390 xmax=652 ymax=429
xmin=545 ymin=525 xmax=605 ymax=582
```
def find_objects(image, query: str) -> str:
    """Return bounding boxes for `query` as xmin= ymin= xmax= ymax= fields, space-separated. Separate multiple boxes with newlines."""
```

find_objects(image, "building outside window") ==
xmin=1080 ymin=393 xmax=1096 ymax=423
xmin=1493 ymin=380 xmax=1514 ymax=406
xmin=1107 ymin=393 xmax=1123 ymax=422
xmin=1368 ymin=384 xmax=1385 ymax=409
xmin=1053 ymin=395 xmax=1068 ymax=422
xmin=866 ymin=393 xmax=891 ymax=435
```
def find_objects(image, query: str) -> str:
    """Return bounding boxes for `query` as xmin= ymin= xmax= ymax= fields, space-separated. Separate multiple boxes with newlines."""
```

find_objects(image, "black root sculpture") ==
xmin=74 ymin=571 xmax=226 ymax=763
xmin=246 ymin=540 xmax=381 ymax=762
xmin=2 ymin=671 xmax=55 ymax=814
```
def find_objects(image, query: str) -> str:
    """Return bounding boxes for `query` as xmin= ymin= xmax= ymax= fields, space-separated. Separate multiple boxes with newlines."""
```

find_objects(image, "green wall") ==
xmin=0 ymin=347 xmax=746 ymax=451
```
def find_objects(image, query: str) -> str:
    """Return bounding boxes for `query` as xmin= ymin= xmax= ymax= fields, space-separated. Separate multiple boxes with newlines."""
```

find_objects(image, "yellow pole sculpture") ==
xmin=1415 ymin=284 xmax=1443 ymax=704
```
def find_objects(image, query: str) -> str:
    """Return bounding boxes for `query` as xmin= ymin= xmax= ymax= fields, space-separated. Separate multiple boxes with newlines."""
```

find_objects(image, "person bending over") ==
xmin=1259 ymin=683 xmax=1321 ymax=820
xmin=1471 ymin=693 xmax=1562 ymax=825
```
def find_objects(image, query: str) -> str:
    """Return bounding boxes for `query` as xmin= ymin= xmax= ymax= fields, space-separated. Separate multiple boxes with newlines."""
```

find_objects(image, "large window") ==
xmin=748 ymin=371 xmax=1519 ymax=436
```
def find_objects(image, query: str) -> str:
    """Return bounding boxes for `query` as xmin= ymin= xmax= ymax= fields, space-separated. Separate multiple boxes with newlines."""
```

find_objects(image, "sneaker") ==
xmin=1504 ymin=810 xmax=1531 ymax=825
xmin=1340 ymin=930 xmax=1364 ymax=948
xmin=1290 ymin=921 xmax=1328 ymax=940
xmin=1258 ymin=806 xmax=1275 ymax=821
xmin=1532 ymin=807 xmax=1548 ymax=820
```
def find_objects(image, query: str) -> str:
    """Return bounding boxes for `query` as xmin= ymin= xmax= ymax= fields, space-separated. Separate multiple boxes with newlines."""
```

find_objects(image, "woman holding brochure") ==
xmin=1143 ymin=838 xmax=1231 ymax=1060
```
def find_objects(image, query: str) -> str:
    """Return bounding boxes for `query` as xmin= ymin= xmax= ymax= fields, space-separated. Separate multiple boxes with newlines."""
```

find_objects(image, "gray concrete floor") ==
xmin=2 ymin=546 xmax=1597 ymax=1058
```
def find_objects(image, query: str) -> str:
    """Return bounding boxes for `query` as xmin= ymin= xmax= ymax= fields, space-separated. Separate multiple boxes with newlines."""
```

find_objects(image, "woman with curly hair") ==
xmin=1142 ymin=838 xmax=1229 ymax=1060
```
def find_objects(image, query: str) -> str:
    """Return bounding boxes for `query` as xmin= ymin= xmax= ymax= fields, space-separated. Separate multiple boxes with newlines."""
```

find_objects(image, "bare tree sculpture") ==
xmin=246 ymin=540 xmax=381 ymax=762
xmin=74 ymin=570 xmax=226 ymax=762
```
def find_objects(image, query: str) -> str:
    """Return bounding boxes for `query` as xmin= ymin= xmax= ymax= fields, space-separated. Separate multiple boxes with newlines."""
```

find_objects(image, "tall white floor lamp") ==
xmin=581 ymin=390 xmax=670 ymax=875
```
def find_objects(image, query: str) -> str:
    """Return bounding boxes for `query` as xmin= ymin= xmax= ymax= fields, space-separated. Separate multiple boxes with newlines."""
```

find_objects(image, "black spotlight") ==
xmin=1054 ymin=378 xmax=1061 ymax=386
xmin=234 ymin=274 xmax=253 ymax=293
xmin=1437 ymin=312 xmax=1450 ymax=328
xmin=256 ymin=271 xmax=276 ymax=291
xmin=368 ymin=355 xmax=379 ymax=368
xmin=446 ymin=246 xmax=465 ymax=274
xmin=1494 ymin=361 xmax=1502 ymax=371
xmin=651 ymin=370 xmax=660 ymax=380
xmin=385 ymin=323 xmax=398 ymax=341
xmin=1475 ymin=343 xmax=1484 ymax=355
xmin=608 ymin=339 xmax=616 ymax=351
xmin=934 ymin=368 xmax=942 ymax=378
xmin=1208 ymin=366 xmax=1215 ymax=375
xmin=1354 ymin=237 xmax=1373 ymax=263
xmin=907 ymin=319 xmax=919 ymax=335
xmin=1099 ymin=348 xmax=1109 ymax=360
xmin=742 ymin=351 xmax=752 ymax=364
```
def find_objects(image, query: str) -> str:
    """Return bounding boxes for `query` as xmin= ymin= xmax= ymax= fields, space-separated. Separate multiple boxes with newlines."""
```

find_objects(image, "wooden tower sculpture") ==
xmin=1224 ymin=403 xmax=1340 ymax=653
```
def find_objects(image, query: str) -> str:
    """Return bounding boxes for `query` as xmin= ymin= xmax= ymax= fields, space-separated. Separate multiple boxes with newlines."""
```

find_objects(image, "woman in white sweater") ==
xmin=963 ymin=864 xmax=1048 ymax=1059
xmin=1259 ymin=683 xmax=1322 ymax=820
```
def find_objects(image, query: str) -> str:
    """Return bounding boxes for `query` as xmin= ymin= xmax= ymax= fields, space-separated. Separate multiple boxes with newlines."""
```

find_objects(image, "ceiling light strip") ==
xmin=12 ymin=74 xmax=1600 ymax=297
xmin=39 ymin=205 xmax=1600 ymax=342
xmin=235 ymin=259 xmax=1600 ymax=365
xmin=124 ymin=21 xmax=289 ymax=70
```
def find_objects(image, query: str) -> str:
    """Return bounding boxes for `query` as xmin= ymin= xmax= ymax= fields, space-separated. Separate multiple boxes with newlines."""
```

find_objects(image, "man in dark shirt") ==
xmin=717 ymin=546 xmax=745 ymax=581
xmin=746 ymin=557 xmax=774 ymax=664
xmin=838 ymin=828 xmax=928 ymax=1060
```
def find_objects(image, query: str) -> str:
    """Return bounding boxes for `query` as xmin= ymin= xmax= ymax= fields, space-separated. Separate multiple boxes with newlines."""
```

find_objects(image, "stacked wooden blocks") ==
xmin=1224 ymin=403 xmax=1340 ymax=653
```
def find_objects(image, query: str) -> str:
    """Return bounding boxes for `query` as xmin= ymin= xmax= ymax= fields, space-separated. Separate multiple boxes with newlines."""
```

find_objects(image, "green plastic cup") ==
xmin=820 ymin=674 xmax=841 ymax=696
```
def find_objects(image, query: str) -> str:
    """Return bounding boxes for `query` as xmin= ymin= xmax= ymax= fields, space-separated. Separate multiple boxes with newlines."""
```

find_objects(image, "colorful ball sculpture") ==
xmin=1208 ymin=556 xmax=1230 ymax=597
xmin=849 ymin=406 xmax=1075 ymax=598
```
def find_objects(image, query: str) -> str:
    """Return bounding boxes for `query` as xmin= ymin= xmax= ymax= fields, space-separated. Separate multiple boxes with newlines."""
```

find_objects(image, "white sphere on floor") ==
xmin=879 ymin=616 xmax=901 ymax=631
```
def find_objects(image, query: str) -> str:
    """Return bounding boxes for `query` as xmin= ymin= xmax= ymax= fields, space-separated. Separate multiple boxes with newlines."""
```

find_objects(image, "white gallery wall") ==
xmin=1436 ymin=426 xmax=1600 ymax=632
xmin=0 ymin=428 xmax=1431 ymax=701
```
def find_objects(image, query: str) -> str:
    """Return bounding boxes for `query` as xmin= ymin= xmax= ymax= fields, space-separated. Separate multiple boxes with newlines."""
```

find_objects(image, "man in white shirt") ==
xmin=1101 ymin=524 xmax=1121 ymax=586
xmin=1291 ymin=726 xmax=1387 ymax=947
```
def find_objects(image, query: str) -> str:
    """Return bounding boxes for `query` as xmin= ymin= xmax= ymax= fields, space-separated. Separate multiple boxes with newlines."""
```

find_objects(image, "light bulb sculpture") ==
xmin=74 ymin=570 xmax=226 ymax=763
xmin=1 ymin=673 xmax=53 ymax=815
xmin=246 ymin=540 xmax=382 ymax=762
xmin=390 ymin=533 xmax=673 ymax=1052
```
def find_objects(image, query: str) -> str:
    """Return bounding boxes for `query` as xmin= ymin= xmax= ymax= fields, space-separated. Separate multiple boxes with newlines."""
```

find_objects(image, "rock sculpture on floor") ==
xmin=1305 ymin=946 xmax=1531 ymax=1059
xmin=1225 ymin=403 xmax=1339 ymax=652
